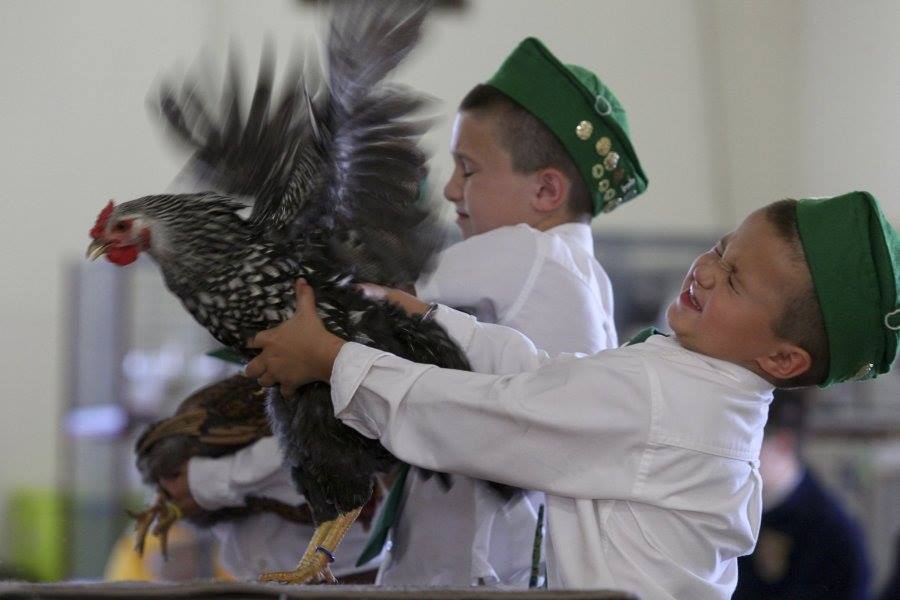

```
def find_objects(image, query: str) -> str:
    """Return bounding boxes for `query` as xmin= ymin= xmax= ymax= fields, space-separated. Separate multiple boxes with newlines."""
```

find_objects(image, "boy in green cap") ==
xmin=162 ymin=36 xmax=648 ymax=586
xmin=246 ymin=191 xmax=899 ymax=598
xmin=358 ymin=37 xmax=647 ymax=586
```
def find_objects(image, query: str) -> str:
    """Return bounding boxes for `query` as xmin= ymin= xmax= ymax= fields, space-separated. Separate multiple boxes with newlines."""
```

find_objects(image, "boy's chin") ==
xmin=666 ymin=316 xmax=696 ymax=350
xmin=664 ymin=302 xmax=682 ymax=329
xmin=456 ymin=219 xmax=476 ymax=239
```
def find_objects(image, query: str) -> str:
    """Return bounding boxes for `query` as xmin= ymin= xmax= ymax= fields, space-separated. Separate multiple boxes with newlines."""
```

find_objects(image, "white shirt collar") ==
xmin=545 ymin=222 xmax=595 ymax=254
xmin=645 ymin=334 xmax=775 ymax=394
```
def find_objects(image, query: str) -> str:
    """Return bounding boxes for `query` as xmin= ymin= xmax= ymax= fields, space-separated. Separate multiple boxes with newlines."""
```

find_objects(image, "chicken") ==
xmin=130 ymin=374 xmax=382 ymax=563
xmin=130 ymin=375 xmax=287 ymax=558
xmin=86 ymin=0 xmax=473 ymax=584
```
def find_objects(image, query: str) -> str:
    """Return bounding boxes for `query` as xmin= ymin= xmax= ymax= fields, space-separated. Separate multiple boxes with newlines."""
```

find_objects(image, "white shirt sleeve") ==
xmin=429 ymin=304 xmax=562 ymax=375
xmin=330 ymin=330 xmax=650 ymax=500
xmin=187 ymin=436 xmax=298 ymax=510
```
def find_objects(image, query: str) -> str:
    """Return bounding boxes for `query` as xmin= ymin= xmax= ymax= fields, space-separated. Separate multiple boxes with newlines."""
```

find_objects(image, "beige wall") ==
xmin=796 ymin=0 xmax=900 ymax=204
xmin=0 ymin=0 xmax=898 ymax=561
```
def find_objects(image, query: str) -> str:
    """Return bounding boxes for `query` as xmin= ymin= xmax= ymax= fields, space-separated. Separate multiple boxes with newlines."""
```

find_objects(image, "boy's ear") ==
xmin=756 ymin=342 xmax=812 ymax=383
xmin=531 ymin=167 xmax=570 ymax=214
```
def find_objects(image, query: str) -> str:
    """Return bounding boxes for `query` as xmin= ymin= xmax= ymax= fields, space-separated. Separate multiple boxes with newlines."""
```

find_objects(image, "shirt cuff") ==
xmin=432 ymin=304 xmax=478 ymax=350
xmin=330 ymin=342 xmax=391 ymax=429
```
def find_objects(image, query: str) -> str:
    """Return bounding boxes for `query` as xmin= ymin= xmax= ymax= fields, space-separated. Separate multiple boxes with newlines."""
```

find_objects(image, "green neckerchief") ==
xmin=624 ymin=326 xmax=666 ymax=346
xmin=356 ymin=463 xmax=411 ymax=566
xmin=357 ymin=326 xmax=666 ymax=567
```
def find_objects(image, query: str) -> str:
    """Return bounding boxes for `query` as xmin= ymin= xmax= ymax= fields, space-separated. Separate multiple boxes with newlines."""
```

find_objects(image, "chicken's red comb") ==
xmin=90 ymin=200 xmax=115 ymax=239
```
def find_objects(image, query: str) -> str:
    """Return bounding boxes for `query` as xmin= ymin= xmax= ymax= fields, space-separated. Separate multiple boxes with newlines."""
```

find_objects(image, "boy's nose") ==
xmin=693 ymin=255 xmax=719 ymax=288
xmin=443 ymin=173 xmax=462 ymax=204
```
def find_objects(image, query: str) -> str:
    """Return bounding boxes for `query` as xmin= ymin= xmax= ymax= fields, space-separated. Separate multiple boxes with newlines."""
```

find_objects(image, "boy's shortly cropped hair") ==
xmin=765 ymin=199 xmax=830 ymax=387
xmin=460 ymin=84 xmax=593 ymax=217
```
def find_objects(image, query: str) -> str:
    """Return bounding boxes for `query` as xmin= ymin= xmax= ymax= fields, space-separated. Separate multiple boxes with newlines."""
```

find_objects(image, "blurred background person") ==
xmin=877 ymin=532 xmax=900 ymax=600
xmin=734 ymin=389 xmax=872 ymax=600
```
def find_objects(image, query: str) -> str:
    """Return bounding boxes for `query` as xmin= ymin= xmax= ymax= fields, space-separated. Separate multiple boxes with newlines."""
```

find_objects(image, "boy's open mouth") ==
xmin=681 ymin=285 xmax=702 ymax=312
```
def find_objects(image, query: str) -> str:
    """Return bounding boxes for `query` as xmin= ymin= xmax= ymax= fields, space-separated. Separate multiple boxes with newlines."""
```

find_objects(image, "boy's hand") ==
xmin=245 ymin=279 xmax=346 ymax=397
xmin=357 ymin=283 xmax=431 ymax=316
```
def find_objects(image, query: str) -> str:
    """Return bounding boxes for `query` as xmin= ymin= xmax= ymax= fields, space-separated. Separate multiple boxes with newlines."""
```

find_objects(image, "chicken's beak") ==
xmin=86 ymin=239 xmax=111 ymax=261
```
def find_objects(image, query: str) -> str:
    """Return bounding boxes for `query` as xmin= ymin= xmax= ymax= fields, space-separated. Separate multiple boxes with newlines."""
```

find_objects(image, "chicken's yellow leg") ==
xmin=127 ymin=493 xmax=181 ymax=558
xmin=259 ymin=507 xmax=362 ymax=584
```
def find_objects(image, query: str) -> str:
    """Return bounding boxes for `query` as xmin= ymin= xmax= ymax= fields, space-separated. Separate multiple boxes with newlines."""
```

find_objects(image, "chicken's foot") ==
xmin=258 ymin=507 xmax=362 ymax=584
xmin=126 ymin=493 xmax=182 ymax=559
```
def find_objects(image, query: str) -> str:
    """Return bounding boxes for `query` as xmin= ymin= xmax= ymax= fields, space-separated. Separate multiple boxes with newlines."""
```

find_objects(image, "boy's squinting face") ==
xmin=444 ymin=111 xmax=536 ymax=238
xmin=666 ymin=209 xmax=807 ymax=372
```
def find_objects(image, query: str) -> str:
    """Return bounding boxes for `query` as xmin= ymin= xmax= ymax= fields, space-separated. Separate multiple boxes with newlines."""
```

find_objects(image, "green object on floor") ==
xmin=7 ymin=488 xmax=67 ymax=581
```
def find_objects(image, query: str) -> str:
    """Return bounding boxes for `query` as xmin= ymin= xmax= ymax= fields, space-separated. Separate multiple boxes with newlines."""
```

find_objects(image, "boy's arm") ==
xmin=359 ymin=284 xmax=577 ymax=375
xmin=431 ymin=303 xmax=580 ymax=374
xmin=246 ymin=281 xmax=649 ymax=498
xmin=331 ymin=340 xmax=649 ymax=499
xmin=187 ymin=436 xmax=294 ymax=510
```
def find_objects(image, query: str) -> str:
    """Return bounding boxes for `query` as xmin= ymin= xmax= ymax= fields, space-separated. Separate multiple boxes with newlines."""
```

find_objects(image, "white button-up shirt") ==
xmin=330 ymin=306 xmax=774 ymax=599
xmin=188 ymin=436 xmax=379 ymax=578
xmin=379 ymin=222 xmax=616 ymax=587
xmin=416 ymin=222 xmax=617 ymax=353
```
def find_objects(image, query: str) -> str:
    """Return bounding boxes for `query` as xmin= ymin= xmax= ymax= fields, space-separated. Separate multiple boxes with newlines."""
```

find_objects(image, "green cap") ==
xmin=796 ymin=191 xmax=900 ymax=386
xmin=486 ymin=37 xmax=648 ymax=216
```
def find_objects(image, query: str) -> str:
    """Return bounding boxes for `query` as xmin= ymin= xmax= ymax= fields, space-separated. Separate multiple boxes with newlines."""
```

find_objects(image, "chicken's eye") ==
xmin=113 ymin=221 xmax=130 ymax=233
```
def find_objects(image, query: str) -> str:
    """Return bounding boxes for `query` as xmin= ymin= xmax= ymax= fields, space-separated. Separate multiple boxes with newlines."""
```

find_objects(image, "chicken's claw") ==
xmin=152 ymin=500 xmax=182 ymax=560
xmin=126 ymin=493 xmax=183 ymax=559
xmin=259 ymin=553 xmax=335 ymax=585
xmin=259 ymin=507 xmax=361 ymax=585
xmin=126 ymin=507 xmax=156 ymax=557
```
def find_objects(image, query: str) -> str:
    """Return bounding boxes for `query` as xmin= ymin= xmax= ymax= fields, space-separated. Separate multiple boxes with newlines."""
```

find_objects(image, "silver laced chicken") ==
xmin=86 ymin=0 xmax=473 ymax=584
